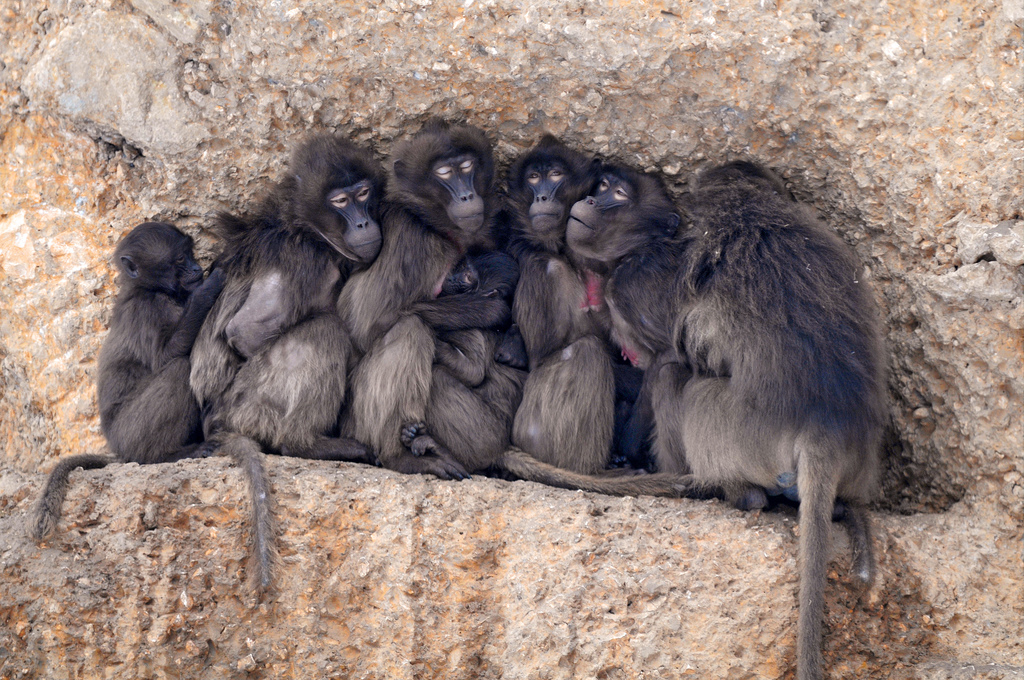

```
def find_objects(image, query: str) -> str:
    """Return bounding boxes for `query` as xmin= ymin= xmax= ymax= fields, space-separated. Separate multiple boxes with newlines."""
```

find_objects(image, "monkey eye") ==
xmin=356 ymin=186 xmax=371 ymax=202
xmin=435 ymin=165 xmax=454 ymax=180
xmin=526 ymin=171 xmax=541 ymax=184
xmin=598 ymin=178 xmax=610 ymax=192
xmin=331 ymin=193 xmax=350 ymax=209
xmin=459 ymin=159 xmax=474 ymax=173
xmin=549 ymin=169 xmax=564 ymax=181
xmin=614 ymin=188 xmax=630 ymax=201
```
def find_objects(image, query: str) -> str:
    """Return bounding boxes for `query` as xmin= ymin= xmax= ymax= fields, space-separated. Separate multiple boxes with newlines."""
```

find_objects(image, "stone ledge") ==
xmin=1 ymin=457 xmax=1019 ymax=679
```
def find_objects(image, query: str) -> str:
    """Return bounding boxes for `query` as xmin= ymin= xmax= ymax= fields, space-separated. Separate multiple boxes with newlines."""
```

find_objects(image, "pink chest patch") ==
xmin=580 ymin=270 xmax=605 ymax=310
xmin=621 ymin=345 xmax=640 ymax=367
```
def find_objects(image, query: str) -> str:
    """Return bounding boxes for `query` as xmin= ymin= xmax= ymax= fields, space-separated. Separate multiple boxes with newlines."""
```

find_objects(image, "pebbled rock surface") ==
xmin=1 ymin=459 xmax=1022 ymax=679
xmin=1 ymin=0 xmax=1021 ymax=677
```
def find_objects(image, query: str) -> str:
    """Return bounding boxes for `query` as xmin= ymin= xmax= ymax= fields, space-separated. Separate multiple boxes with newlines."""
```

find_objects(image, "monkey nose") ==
xmin=585 ymin=197 xmax=596 ymax=205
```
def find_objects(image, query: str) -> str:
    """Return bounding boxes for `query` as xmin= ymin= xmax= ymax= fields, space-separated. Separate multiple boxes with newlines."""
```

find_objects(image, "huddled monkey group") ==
xmin=30 ymin=119 xmax=886 ymax=680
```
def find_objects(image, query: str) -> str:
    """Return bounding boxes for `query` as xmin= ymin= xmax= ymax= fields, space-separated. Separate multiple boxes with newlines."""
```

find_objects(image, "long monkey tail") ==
xmin=218 ymin=433 xmax=279 ymax=597
xmin=29 ymin=454 xmax=115 ymax=540
xmin=795 ymin=437 xmax=842 ymax=680
xmin=497 ymin=447 xmax=707 ymax=498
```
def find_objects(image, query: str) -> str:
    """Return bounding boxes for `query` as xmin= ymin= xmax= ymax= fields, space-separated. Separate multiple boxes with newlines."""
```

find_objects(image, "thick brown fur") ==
xmin=504 ymin=136 xmax=613 ymax=475
xmin=190 ymin=134 xmax=384 ymax=595
xmin=419 ymin=252 xmax=529 ymax=471
xmin=603 ymin=160 xmax=886 ymax=680
xmin=30 ymin=222 xmax=225 ymax=540
xmin=431 ymin=136 xmax=683 ymax=498
xmin=338 ymin=119 xmax=509 ymax=480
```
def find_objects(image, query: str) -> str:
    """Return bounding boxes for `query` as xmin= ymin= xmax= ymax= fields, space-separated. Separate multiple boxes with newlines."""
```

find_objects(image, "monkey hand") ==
xmin=197 ymin=267 xmax=227 ymax=302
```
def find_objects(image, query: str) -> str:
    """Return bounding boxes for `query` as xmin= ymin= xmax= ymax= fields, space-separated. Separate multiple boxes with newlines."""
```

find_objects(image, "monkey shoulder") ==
xmin=106 ymin=291 xmax=182 ymax=366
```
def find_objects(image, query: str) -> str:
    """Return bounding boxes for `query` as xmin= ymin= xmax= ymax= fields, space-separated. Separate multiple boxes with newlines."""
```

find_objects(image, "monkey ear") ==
xmin=665 ymin=213 xmax=681 ymax=234
xmin=393 ymin=158 xmax=410 ymax=181
xmin=120 ymin=255 xmax=140 ymax=278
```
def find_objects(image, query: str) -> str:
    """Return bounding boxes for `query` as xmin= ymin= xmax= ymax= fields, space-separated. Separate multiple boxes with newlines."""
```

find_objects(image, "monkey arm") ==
xmin=512 ymin=253 xmax=574 ymax=368
xmin=409 ymin=293 xmax=510 ymax=333
xmin=158 ymin=268 xmax=227 ymax=367
xmin=434 ymin=330 xmax=489 ymax=387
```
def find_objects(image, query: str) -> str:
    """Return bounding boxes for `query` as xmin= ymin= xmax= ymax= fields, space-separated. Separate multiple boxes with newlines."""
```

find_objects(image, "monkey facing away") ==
xmin=595 ymin=160 xmax=886 ymax=680
xmin=30 ymin=222 xmax=225 ymax=540
xmin=189 ymin=134 xmax=385 ymax=595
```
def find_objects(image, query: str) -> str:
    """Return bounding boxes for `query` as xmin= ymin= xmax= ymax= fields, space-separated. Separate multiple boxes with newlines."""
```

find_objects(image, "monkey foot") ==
xmin=391 ymin=450 xmax=471 ymax=481
xmin=407 ymin=434 xmax=441 ymax=458
xmin=400 ymin=421 xmax=429 ymax=451
xmin=732 ymin=485 xmax=769 ymax=511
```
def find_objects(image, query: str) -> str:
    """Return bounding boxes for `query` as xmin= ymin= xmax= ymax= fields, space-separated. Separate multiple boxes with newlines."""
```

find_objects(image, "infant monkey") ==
xmin=435 ymin=251 xmax=528 ymax=376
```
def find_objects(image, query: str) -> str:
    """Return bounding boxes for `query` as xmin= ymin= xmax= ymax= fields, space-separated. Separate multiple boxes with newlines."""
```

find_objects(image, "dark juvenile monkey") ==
xmin=30 ymin=222 xmax=225 ymax=540
xmin=599 ymin=161 xmax=886 ymax=680
xmin=338 ymin=119 xmax=510 ymax=480
xmin=432 ymin=251 xmax=525 ymax=383
xmin=190 ymin=135 xmax=384 ymax=595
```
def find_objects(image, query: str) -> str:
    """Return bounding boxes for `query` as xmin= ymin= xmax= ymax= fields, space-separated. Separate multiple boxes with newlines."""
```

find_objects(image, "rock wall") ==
xmin=1 ymin=0 xmax=1022 ymax=677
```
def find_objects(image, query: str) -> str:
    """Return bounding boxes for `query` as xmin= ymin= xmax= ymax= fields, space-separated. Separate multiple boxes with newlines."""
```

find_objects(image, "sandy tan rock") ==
xmin=1 ymin=459 xmax=1021 ymax=679
xmin=1 ymin=0 xmax=1021 ymax=677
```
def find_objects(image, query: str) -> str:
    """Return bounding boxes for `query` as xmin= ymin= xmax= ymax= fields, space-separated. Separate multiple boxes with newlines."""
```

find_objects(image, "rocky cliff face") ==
xmin=1 ymin=0 xmax=1021 ymax=678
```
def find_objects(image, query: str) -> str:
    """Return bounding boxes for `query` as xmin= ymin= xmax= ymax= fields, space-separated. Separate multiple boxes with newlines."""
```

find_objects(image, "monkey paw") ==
xmin=408 ymin=435 xmax=440 ymax=458
xmin=400 ymin=421 xmax=429 ymax=451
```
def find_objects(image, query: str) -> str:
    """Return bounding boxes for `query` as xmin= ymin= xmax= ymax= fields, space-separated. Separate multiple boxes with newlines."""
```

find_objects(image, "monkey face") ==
xmin=440 ymin=260 xmax=480 ymax=296
xmin=566 ymin=166 xmax=680 ymax=269
xmin=508 ymin=137 xmax=601 ymax=247
xmin=566 ymin=173 xmax=635 ymax=262
xmin=115 ymin=222 xmax=203 ymax=299
xmin=322 ymin=180 xmax=383 ymax=263
xmin=290 ymin=134 xmax=387 ymax=266
xmin=523 ymin=161 xmax=568 ymax=235
xmin=431 ymin=154 xmax=485 ymax=233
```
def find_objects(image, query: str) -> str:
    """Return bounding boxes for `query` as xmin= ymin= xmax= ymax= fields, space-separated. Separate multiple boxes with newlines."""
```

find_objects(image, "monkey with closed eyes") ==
xmin=189 ymin=134 xmax=385 ymax=595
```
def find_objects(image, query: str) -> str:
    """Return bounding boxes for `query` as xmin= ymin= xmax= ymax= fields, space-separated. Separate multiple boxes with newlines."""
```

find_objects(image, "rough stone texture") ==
xmin=1 ymin=0 xmax=1022 ymax=677
xmin=1 ymin=459 xmax=1021 ymax=679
